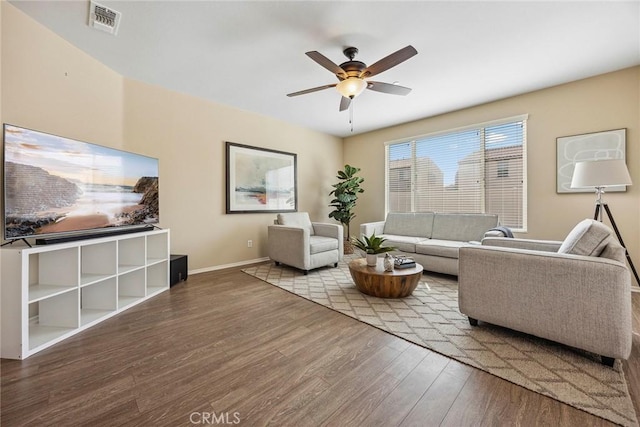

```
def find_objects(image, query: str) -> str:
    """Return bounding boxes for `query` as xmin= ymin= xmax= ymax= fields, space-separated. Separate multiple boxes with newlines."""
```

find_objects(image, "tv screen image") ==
xmin=3 ymin=124 xmax=159 ymax=240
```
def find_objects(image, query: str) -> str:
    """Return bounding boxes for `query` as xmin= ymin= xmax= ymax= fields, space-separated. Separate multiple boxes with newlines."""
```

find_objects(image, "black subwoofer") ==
xmin=170 ymin=254 xmax=188 ymax=286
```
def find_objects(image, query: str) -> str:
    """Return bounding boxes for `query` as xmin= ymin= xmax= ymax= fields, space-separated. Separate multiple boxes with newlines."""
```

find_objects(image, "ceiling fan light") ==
xmin=336 ymin=77 xmax=367 ymax=98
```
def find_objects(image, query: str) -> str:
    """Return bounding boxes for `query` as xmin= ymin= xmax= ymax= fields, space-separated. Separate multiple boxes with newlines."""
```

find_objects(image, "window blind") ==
xmin=386 ymin=117 xmax=526 ymax=231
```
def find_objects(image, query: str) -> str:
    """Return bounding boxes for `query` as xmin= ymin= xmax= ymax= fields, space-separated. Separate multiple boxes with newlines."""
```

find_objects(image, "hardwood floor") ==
xmin=2 ymin=264 xmax=639 ymax=426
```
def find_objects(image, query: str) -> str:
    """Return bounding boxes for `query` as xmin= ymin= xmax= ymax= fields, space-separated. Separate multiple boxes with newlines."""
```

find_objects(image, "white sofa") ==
xmin=360 ymin=212 xmax=499 ymax=275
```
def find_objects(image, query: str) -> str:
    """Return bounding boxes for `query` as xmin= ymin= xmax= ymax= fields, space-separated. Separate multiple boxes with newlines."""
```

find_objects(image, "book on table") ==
xmin=394 ymin=256 xmax=416 ymax=268
xmin=395 ymin=262 xmax=416 ymax=269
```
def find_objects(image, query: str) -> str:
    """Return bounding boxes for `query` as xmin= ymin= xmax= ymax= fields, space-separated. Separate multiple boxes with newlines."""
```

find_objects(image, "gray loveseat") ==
xmin=458 ymin=219 xmax=632 ymax=365
xmin=360 ymin=212 xmax=499 ymax=275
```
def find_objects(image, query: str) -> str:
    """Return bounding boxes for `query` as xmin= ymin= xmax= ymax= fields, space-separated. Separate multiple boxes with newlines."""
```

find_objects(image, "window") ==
xmin=386 ymin=116 xmax=527 ymax=231
xmin=497 ymin=160 xmax=509 ymax=178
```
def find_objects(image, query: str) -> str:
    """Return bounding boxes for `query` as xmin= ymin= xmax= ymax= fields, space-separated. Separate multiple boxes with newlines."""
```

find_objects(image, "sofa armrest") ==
xmin=360 ymin=221 xmax=385 ymax=238
xmin=458 ymin=245 xmax=632 ymax=359
xmin=312 ymin=222 xmax=342 ymax=239
xmin=267 ymin=225 xmax=310 ymax=268
xmin=312 ymin=222 xmax=344 ymax=259
xmin=481 ymin=237 xmax=562 ymax=252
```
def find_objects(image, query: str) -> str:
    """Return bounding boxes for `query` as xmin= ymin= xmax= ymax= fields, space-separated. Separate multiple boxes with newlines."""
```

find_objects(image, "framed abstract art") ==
xmin=556 ymin=128 xmax=626 ymax=193
xmin=225 ymin=142 xmax=297 ymax=213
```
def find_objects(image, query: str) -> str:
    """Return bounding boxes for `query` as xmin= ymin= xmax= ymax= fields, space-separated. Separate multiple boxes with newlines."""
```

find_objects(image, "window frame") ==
xmin=384 ymin=114 xmax=528 ymax=232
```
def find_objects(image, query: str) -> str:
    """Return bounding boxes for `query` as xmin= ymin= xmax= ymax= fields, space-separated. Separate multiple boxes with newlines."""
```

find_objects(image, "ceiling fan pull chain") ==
xmin=350 ymin=100 xmax=354 ymax=132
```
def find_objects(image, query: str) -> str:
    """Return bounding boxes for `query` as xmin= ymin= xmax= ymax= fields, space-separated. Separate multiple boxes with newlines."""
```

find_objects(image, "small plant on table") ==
xmin=352 ymin=233 xmax=396 ymax=266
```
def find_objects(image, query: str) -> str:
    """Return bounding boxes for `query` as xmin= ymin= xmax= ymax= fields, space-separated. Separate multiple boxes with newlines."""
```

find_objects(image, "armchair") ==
xmin=458 ymin=219 xmax=632 ymax=366
xmin=267 ymin=212 xmax=343 ymax=275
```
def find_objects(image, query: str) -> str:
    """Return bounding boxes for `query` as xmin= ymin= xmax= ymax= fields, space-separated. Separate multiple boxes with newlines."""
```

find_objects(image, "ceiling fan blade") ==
xmin=339 ymin=96 xmax=351 ymax=112
xmin=360 ymin=45 xmax=418 ymax=78
xmin=306 ymin=51 xmax=347 ymax=79
xmin=366 ymin=81 xmax=412 ymax=96
xmin=287 ymin=83 xmax=337 ymax=97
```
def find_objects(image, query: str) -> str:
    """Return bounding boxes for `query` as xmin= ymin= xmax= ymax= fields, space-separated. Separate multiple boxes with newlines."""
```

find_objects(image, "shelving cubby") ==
xmin=1 ymin=228 xmax=170 ymax=359
xmin=146 ymin=231 xmax=169 ymax=266
xmin=28 ymin=247 xmax=79 ymax=303
xmin=118 ymin=268 xmax=146 ymax=309
xmin=81 ymin=241 xmax=117 ymax=287
xmin=118 ymin=236 xmax=146 ymax=274
xmin=147 ymin=260 xmax=169 ymax=296
xmin=29 ymin=289 xmax=79 ymax=351
xmin=81 ymin=277 xmax=117 ymax=326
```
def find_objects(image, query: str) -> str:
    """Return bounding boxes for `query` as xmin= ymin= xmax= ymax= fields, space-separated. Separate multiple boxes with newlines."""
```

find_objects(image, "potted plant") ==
xmin=352 ymin=233 xmax=396 ymax=266
xmin=329 ymin=164 xmax=364 ymax=254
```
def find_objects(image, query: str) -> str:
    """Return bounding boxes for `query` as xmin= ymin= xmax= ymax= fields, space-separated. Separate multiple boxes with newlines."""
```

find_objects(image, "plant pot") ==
xmin=344 ymin=239 xmax=354 ymax=255
xmin=366 ymin=254 xmax=378 ymax=266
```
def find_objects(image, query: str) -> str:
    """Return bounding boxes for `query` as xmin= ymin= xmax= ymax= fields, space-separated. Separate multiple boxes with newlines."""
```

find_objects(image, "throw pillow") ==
xmin=557 ymin=219 xmax=611 ymax=256
xmin=277 ymin=213 xmax=314 ymax=236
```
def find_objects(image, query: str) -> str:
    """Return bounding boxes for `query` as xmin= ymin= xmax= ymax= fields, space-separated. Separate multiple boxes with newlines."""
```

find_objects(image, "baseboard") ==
xmin=189 ymin=257 xmax=270 ymax=275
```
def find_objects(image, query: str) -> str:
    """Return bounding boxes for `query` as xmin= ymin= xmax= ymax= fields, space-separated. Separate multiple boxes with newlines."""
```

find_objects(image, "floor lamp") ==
xmin=571 ymin=158 xmax=639 ymax=286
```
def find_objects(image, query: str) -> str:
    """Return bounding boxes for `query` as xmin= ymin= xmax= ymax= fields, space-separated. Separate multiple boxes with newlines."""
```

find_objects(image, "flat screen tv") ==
xmin=3 ymin=124 xmax=159 ymax=241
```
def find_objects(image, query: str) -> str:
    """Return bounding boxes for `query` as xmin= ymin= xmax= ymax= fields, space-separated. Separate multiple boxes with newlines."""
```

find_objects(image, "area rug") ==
xmin=243 ymin=256 xmax=638 ymax=427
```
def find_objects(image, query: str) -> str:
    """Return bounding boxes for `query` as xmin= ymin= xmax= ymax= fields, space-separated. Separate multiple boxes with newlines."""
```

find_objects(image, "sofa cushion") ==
xmin=277 ymin=212 xmax=314 ymax=236
xmin=431 ymin=213 xmax=498 ymax=242
xmin=383 ymin=212 xmax=434 ymax=238
xmin=379 ymin=234 xmax=423 ymax=253
xmin=558 ymin=219 xmax=611 ymax=256
xmin=416 ymin=239 xmax=469 ymax=259
xmin=309 ymin=235 xmax=338 ymax=254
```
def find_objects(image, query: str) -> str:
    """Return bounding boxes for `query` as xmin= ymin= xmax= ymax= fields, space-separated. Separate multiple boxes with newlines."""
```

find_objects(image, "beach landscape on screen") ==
xmin=3 ymin=125 xmax=159 ymax=239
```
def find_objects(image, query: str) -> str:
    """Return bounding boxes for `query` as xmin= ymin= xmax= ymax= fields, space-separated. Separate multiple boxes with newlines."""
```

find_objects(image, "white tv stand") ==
xmin=1 ymin=229 xmax=170 ymax=359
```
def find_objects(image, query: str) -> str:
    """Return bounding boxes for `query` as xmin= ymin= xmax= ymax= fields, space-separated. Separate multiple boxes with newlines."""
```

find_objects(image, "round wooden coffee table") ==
xmin=348 ymin=258 xmax=423 ymax=298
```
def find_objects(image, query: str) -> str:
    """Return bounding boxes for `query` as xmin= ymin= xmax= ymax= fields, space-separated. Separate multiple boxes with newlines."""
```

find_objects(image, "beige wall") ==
xmin=1 ymin=3 xmax=343 ymax=271
xmin=344 ymin=66 xmax=640 ymax=273
xmin=122 ymin=79 xmax=342 ymax=270
xmin=1 ymin=3 xmax=123 ymax=147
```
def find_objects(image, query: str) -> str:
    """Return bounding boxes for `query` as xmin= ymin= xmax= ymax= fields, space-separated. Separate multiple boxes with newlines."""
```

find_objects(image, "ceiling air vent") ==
xmin=88 ymin=1 xmax=121 ymax=35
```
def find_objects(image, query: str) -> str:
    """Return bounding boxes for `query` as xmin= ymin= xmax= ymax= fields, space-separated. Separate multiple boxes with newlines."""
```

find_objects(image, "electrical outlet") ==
xmin=247 ymin=240 xmax=253 ymax=248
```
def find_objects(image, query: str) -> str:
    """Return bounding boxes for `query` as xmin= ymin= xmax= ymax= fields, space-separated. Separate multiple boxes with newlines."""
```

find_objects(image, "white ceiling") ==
xmin=9 ymin=1 xmax=640 ymax=138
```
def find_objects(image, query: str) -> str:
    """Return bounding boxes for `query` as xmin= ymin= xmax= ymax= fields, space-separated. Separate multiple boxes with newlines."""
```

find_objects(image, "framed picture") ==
xmin=225 ymin=142 xmax=297 ymax=213
xmin=556 ymin=128 xmax=626 ymax=193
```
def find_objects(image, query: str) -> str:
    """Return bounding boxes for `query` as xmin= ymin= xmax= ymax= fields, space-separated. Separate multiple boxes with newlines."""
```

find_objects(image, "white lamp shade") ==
xmin=336 ymin=77 xmax=367 ymax=98
xmin=570 ymin=159 xmax=632 ymax=188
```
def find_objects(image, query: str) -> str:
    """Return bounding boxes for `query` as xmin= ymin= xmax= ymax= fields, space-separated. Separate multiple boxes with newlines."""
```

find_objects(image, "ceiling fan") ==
xmin=287 ymin=45 xmax=418 ymax=112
